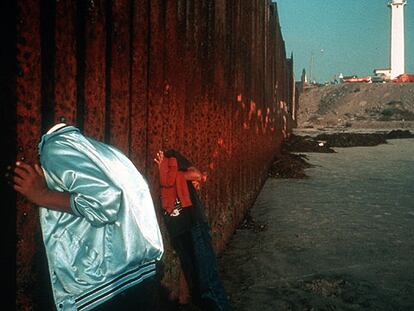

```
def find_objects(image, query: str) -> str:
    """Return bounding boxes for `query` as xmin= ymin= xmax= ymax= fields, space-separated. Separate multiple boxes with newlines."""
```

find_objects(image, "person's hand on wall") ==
xmin=190 ymin=171 xmax=208 ymax=191
xmin=12 ymin=161 xmax=73 ymax=213
xmin=154 ymin=150 xmax=164 ymax=168
xmin=13 ymin=161 xmax=49 ymax=205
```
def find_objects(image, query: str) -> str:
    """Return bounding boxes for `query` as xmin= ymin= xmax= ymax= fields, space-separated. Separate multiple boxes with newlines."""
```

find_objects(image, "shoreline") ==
xmin=294 ymin=123 xmax=414 ymax=136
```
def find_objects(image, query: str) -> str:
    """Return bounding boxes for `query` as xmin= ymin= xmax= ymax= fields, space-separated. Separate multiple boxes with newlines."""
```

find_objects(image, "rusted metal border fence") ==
xmin=4 ymin=0 xmax=296 ymax=308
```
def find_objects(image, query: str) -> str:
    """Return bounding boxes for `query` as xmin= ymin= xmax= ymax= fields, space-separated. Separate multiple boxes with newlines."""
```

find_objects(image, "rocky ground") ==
xmin=297 ymin=82 xmax=414 ymax=130
xmin=267 ymin=129 xmax=413 ymax=179
xmin=219 ymin=138 xmax=414 ymax=311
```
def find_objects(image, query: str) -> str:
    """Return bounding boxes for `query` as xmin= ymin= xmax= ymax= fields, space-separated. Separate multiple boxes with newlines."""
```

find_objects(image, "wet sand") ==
xmin=218 ymin=138 xmax=414 ymax=310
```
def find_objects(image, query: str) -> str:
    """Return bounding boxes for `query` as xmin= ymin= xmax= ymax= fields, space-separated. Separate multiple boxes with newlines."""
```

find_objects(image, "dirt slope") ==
xmin=297 ymin=83 xmax=414 ymax=130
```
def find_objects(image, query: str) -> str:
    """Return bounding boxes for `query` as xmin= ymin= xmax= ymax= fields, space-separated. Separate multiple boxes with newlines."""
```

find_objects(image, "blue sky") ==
xmin=275 ymin=0 xmax=414 ymax=82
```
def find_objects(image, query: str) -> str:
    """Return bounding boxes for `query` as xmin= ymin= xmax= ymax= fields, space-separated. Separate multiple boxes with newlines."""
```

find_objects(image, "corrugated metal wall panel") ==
xmin=54 ymin=0 xmax=77 ymax=125
xmin=83 ymin=0 xmax=107 ymax=141
xmin=129 ymin=0 xmax=149 ymax=172
xmin=108 ymin=0 xmax=131 ymax=153
xmin=15 ymin=0 xmax=42 ymax=309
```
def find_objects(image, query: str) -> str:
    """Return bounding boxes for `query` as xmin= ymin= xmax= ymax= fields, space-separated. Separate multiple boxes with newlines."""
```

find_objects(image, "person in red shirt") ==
xmin=154 ymin=149 xmax=231 ymax=311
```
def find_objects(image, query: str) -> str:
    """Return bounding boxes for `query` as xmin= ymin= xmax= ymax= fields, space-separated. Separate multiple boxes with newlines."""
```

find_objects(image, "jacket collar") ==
xmin=46 ymin=123 xmax=67 ymax=134
xmin=38 ymin=124 xmax=80 ymax=155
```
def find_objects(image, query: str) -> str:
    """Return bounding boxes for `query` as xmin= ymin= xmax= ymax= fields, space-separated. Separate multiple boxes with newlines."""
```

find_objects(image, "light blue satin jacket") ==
xmin=38 ymin=126 xmax=164 ymax=311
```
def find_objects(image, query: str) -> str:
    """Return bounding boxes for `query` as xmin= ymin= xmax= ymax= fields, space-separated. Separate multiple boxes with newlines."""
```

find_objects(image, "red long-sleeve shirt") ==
xmin=159 ymin=157 xmax=192 ymax=214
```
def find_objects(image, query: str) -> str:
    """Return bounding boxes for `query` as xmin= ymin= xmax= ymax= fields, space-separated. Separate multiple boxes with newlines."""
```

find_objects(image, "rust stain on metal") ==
xmin=146 ymin=0 xmax=166 ymax=195
xmin=16 ymin=0 xmax=42 ymax=309
xmin=129 ymin=0 xmax=149 ymax=173
xmin=55 ymin=0 xmax=77 ymax=124
xmin=84 ymin=0 xmax=106 ymax=141
xmin=163 ymin=1 xmax=180 ymax=153
xmin=108 ymin=0 xmax=131 ymax=154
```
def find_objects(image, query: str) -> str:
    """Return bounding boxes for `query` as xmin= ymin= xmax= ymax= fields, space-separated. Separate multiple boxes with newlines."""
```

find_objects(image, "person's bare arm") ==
xmin=154 ymin=150 xmax=178 ymax=187
xmin=13 ymin=161 xmax=72 ymax=213
xmin=184 ymin=166 xmax=207 ymax=190
xmin=153 ymin=150 xmax=164 ymax=168
xmin=184 ymin=167 xmax=203 ymax=181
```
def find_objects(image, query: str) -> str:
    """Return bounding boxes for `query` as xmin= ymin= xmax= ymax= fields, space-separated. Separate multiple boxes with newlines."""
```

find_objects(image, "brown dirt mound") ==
xmin=298 ymin=83 xmax=414 ymax=129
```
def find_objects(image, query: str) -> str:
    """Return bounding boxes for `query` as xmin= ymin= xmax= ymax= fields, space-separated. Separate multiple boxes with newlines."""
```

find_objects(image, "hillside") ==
xmin=297 ymin=83 xmax=414 ymax=130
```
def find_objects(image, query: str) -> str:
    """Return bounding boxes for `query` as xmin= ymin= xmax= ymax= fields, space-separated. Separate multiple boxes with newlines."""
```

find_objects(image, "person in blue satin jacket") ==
xmin=13 ymin=123 xmax=164 ymax=311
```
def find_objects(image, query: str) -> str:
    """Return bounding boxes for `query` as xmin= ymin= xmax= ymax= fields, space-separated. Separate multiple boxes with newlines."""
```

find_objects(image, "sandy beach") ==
xmin=218 ymin=137 xmax=414 ymax=310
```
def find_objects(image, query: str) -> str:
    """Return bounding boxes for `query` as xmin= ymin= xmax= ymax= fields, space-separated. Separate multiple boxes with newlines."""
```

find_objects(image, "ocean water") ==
xmin=220 ymin=138 xmax=414 ymax=310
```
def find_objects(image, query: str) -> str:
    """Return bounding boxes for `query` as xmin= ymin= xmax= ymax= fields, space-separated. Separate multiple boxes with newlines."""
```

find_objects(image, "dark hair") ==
xmin=164 ymin=149 xmax=192 ymax=171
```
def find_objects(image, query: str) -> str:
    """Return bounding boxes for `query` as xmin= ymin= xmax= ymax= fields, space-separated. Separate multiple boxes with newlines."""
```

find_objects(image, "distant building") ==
xmin=389 ymin=0 xmax=406 ymax=78
xmin=374 ymin=0 xmax=407 ymax=79
xmin=374 ymin=68 xmax=392 ymax=80
xmin=301 ymin=68 xmax=307 ymax=84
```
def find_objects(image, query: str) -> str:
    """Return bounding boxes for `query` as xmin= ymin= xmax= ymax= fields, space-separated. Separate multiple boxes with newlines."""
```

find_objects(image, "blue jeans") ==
xmin=191 ymin=221 xmax=232 ymax=311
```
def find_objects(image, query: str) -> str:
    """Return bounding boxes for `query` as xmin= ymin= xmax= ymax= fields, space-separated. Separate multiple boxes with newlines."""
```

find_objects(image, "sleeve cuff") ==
xmin=70 ymin=193 xmax=82 ymax=217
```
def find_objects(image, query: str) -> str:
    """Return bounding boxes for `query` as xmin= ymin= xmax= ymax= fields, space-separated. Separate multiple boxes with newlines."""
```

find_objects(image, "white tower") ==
xmin=389 ymin=0 xmax=407 ymax=79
